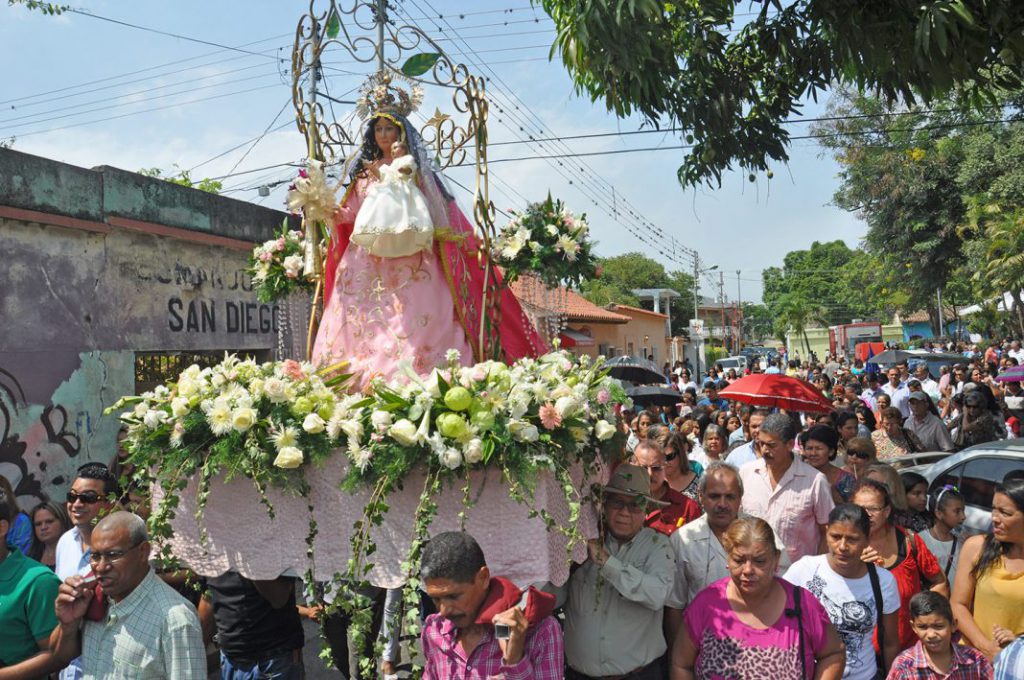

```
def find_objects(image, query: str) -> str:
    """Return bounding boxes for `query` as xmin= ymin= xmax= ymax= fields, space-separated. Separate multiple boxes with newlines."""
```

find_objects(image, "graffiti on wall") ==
xmin=0 ymin=352 xmax=131 ymax=509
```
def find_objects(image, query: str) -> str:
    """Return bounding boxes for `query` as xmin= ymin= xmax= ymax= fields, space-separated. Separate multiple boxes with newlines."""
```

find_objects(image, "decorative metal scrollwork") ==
xmin=291 ymin=0 xmax=503 ymax=361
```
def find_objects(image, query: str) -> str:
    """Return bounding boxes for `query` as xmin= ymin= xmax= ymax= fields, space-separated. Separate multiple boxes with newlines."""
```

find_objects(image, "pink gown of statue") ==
xmin=313 ymin=166 xmax=545 ymax=388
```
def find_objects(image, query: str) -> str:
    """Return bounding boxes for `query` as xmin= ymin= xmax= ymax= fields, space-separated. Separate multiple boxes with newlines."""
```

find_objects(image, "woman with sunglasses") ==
xmin=842 ymin=437 xmax=877 ymax=483
xmin=656 ymin=430 xmax=703 ymax=507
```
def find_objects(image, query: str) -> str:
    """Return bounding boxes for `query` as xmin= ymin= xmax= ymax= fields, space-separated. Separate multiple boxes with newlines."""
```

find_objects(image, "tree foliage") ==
xmin=539 ymin=0 xmax=1024 ymax=187
xmin=805 ymin=89 xmax=1024 ymax=336
xmin=138 ymin=167 xmax=223 ymax=195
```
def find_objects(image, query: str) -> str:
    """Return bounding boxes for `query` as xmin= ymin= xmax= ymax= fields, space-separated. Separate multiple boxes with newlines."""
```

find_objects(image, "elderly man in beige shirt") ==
xmin=559 ymin=464 xmax=676 ymax=680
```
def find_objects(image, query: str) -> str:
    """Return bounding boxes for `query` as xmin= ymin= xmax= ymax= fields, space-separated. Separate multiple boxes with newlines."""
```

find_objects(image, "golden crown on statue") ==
xmin=355 ymin=71 xmax=424 ymax=120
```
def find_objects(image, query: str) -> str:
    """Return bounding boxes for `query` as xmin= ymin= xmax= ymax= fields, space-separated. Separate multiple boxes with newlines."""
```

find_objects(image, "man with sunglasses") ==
xmin=631 ymin=440 xmax=700 ymax=536
xmin=51 ymin=511 xmax=205 ymax=679
xmin=560 ymin=464 xmax=676 ymax=680
xmin=54 ymin=463 xmax=117 ymax=680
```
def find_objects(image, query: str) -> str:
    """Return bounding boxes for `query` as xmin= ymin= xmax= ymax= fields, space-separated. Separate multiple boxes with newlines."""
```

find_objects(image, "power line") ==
xmin=401 ymin=0 xmax=696 ymax=272
xmin=7 ymin=82 xmax=286 ymax=140
xmin=66 ymin=8 xmax=287 ymax=61
xmin=222 ymin=97 xmax=295 ymax=180
xmin=0 ymin=34 xmax=291 ymax=107
xmin=187 ymin=120 xmax=296 ymax=173
xmin=0 ymin=68 xmax=282 ymax=130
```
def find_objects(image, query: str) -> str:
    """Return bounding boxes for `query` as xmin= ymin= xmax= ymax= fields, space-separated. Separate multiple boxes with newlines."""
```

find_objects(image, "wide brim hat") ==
xmin=598 ymin=463 xmax=669 ymax=508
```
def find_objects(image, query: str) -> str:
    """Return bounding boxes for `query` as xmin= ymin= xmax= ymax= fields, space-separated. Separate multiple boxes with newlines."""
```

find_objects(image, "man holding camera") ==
xmin=419 ymin=531 xmax=563 ymax=679
xmin=560 ymin=464 xmax=676 ymax=680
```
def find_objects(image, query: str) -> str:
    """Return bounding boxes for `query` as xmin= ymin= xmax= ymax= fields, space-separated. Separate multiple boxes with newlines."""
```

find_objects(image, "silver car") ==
xmin=902 ymin=439 xmax=1024 ymax=534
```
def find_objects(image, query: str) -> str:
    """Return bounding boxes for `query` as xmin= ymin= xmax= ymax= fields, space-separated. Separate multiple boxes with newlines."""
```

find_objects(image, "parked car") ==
xmin=900 ymin=439 xmax=1024 ymax=534
xmin=713 ymin=356 xmax=748 ymax=374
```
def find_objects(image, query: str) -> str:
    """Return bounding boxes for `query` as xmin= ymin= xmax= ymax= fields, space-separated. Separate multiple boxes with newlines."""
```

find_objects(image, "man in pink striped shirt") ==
xmin=419 ymin=531 xmax=564 ymax=680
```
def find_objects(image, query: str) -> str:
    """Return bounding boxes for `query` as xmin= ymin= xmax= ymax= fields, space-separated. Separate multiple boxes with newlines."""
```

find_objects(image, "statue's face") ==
xmin=374 ymin=118 xmax=401 ymax=153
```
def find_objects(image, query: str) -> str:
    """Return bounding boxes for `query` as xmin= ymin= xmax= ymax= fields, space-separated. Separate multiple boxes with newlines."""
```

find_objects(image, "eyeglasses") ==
xmin=848 ymin=450 xmax=872 ymax=460
xmin=861 ymin=505 xmax=887 ymax=514
xmin=636 ymin=463 xmax=664 ymax=473
xmin=89 ymin=541 xmax=143 ymax=566
xmin=606 ymin=497 xmax=648 ymax=513
xmin=67 ymin=491 xmax=103 ymax=504
xmin=665 ymin=450 xmax=679 ymax=462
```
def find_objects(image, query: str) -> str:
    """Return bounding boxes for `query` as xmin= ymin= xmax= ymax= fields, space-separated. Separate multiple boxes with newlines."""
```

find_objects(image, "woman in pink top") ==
xmin=670 ymin=517 xmax=845 ymax=680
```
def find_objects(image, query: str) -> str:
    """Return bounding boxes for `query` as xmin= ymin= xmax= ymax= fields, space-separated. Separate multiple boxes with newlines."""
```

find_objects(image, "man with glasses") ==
xmin=631 ymin=440 xmax=699 ymax=536
xmin=739 ymin=413 xmax=834 ymax=565
xmin=54 ymin=463 xmax=117 ymax=680
xmin=50 ymin=511 xmax=205 ymax=678
xmin=664 ymin=462 xmax=743 ymax=644
xmin=560 ymin=464 xmax=676 ymax=680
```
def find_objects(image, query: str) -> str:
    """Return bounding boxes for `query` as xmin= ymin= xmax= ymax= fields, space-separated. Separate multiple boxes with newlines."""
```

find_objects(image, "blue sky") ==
xmin=1 ymin=0 xmax=865 ymax=304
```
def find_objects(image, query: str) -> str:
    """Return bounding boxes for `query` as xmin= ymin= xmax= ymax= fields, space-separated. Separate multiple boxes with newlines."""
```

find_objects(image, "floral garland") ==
xmin=107 ymin=349 xmax=628 ymax=677
xmin=492 ymin=195 xmax=598 ymax=290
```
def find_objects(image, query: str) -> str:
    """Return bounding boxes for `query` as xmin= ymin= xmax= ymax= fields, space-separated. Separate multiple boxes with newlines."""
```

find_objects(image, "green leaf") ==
xmin=401 ymin=53 xmax=441 ymax=77
xmin=325 ymin=8 xmax=340 ymax=39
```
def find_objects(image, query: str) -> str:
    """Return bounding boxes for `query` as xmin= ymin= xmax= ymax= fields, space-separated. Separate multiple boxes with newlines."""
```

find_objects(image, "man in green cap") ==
xmin=560 ymin=464 xmax=676 ymax=680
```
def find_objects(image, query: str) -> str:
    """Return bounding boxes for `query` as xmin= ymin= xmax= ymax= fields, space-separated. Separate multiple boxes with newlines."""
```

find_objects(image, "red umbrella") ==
xmin=718 ymin=374 xmax=834 ymax=413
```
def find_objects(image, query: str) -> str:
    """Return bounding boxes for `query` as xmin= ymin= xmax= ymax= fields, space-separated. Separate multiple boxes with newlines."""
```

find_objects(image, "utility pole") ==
xmin=936 ymin=287 xmax=944 ymax=338
xmin=736 ymin=270 xmax=742 ymax=353
xmin=719 ymin=271 xmax=726 ymax=356
xmin=693 ymin=254 xmax=701 ymax=380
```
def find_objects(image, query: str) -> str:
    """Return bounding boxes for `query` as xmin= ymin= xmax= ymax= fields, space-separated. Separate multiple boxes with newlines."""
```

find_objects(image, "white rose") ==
xmin=170 ymin=397 xmax=190 ymax=419
xmin=555 ymin=395 xmax=579 ymax=418
xmin=302 ymin=413 xmax=326 ymax=434
xmin=133 ymin=403 xmax=148 ymax=418
xmin=143 ymin=409 xmax=167 ymax=430
xmin=231 ymin=407 xmax=257 ymax=433
xmin=282 ymin=254 xmax=303 ymax=277
xmin=273 ymin=446 xmax=304 ymax=469
xmin=389 ymin=418 xmax=419 ymax=446
xmin=594 ymin=419 xmax=616 ymax=441
xmin=510 ymin=421 xmax=539 ymax=442
xmin=370 ymin=410 xmax=393 ymax=432
xmin=440 ymin=447 xmax=463 ymax=470
xmin=463 ymin=438 xmax=484 ymax=464
xmin=263 ymin=378 xmax=288 ymax=403
xmin=545 ymin=223 xmax=559 ymax=236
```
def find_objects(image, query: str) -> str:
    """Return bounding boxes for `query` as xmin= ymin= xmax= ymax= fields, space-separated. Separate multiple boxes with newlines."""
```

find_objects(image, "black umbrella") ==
xmin=603 ymin=355 xmax=666 ymax=385
xmin=625 ymin=386 xmax=682 ymax=407
xmin=867 ymin=349 xmax=964 ymax=366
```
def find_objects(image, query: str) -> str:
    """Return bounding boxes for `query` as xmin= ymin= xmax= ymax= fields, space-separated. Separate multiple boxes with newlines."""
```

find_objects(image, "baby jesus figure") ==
xmin=350 ymin=141 xmax=435 ymax=258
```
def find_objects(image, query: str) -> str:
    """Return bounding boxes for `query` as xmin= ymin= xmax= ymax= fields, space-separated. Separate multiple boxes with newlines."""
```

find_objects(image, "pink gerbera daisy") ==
xmin=539 ymin=402 xmax=562 ymax=430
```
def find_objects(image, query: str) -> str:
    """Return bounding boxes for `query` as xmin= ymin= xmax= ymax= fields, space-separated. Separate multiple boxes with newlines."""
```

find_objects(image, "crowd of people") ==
xmin=2 ymin=342 xmax=1024 ymax=679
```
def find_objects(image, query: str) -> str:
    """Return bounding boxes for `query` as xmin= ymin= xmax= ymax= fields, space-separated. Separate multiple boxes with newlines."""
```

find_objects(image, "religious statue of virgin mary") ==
xmin=312 ymin=72 xmax=546 ymax=387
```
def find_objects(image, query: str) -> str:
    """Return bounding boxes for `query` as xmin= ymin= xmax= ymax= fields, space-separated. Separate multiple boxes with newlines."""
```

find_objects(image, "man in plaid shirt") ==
xmin=419 ymin=531 xmax=563 ymax=680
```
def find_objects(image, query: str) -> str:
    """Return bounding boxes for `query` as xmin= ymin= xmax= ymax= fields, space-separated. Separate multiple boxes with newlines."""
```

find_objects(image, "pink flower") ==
xmin=299 ymin=169 xmax=309 ymax=179
xmin=285 ymin=271 xmax=298 ymax=279
xmin=281 ymin=359 xmax=305 ymax=381
xmin=274 ymin=238 xmax=286 ymax=251
xmin=539 ymin=402 xmax=562 ymax=430
xmin=563 ymin=215 xmax=575 ymax=228
xmin=597 ymin=389 xmax=610 ymax=405
xmin=259 ymin=251 xmax=273 ymax=262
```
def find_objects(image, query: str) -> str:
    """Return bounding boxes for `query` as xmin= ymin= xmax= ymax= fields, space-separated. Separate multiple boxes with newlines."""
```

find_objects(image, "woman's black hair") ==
xmin=828 ymin=503 xmax=871 ymax=536
xmin=799 ymin=424 xmax=840 ymax=460
xmin=835 ymin=410 xmax=859 ymax=433
xmin=901 ymin=471 xmax=928 ymax=494
xmin=972 ymin=478 xmax=1024 ymax=579
xmin=854 ymin=404 xmax=877 ymax=431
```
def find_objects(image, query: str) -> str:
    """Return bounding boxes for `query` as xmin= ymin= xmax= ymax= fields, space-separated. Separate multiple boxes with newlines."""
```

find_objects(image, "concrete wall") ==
xmin=0 ymin=148 xmax=299 ymax=509
xmin=786 ymin=324 xmax=904 ymax=360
